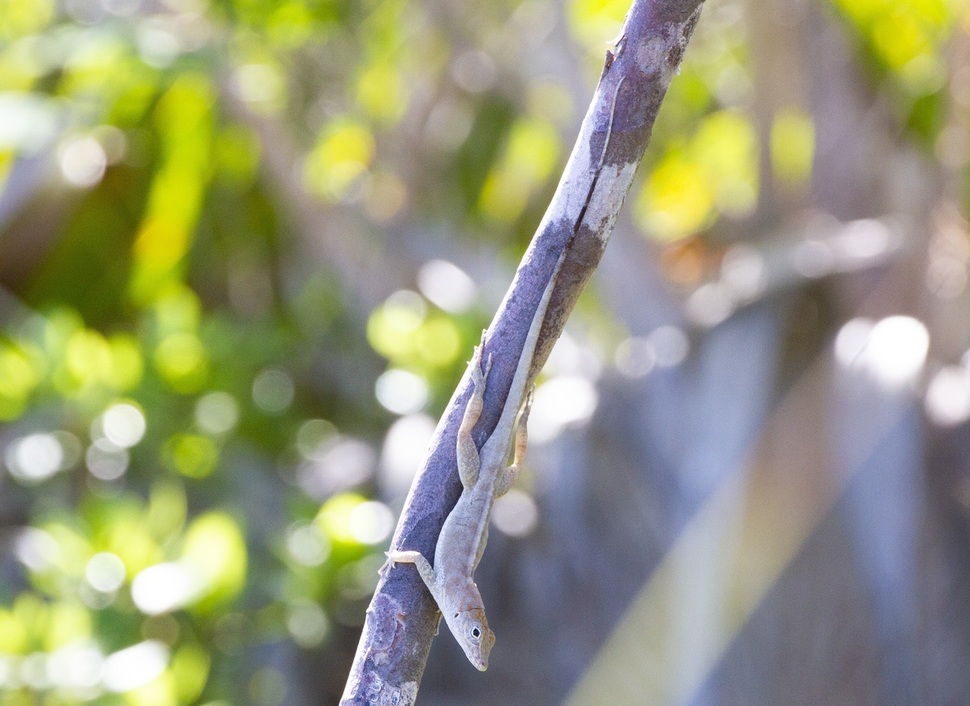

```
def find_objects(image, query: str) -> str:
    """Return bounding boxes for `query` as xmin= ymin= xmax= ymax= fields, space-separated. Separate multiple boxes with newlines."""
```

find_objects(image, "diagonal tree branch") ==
xmin=341 ymin=1 xmax=705 ymax=702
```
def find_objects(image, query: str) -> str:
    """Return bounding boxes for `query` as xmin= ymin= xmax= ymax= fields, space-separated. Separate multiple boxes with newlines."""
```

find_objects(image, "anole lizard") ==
xmin=383 ymin=251 xmax=566 ymax=671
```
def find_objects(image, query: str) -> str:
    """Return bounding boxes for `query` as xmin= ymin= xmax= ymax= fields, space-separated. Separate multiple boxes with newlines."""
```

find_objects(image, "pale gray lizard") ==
xmin=383 ymin=252 xmax=565 ymax=670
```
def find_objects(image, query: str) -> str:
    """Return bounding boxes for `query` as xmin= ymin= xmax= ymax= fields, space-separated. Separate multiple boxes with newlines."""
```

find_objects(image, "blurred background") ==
xmin=1 ymin=0 xmax=969 ymax=703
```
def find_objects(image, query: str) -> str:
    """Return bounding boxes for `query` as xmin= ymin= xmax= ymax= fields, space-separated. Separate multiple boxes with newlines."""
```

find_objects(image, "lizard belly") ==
xmin=436 ymin=479 xmax=495 ymax=579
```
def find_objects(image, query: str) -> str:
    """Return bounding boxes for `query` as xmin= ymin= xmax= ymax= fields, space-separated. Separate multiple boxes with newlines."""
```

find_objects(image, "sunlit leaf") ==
xmin=479 ymin=118 xmax=561 ymax=223
xmin=315 ymin=493 xmax=368 ymax=546
xmin=13 ymin=593 xmax=48 ymax=647
xmin=0 ymin=0 xmax=54 ymax=41
xmin=692 ymin=110 xmax=758 ymax=216
xmin=109 ymin=333 xmax=146 ymax=391
xmin=106 ymin=518 xmax=163 ymax=577
xmin=124 ymin=669 xmax=178 ymax=706
xmin=146 ymin=481 xmax=188 ymax=541
xmin=357 ymin=61 xmax=408 ymax=125
xmin=152 ymin=285 xmax=202 ymax=337
xmin=567 ymin=0 xmax=629 ymax=51
xmin=636 ymin=110 xmax=758 ymax=240
xmin=215 ymin=123 xmax=261 ymax=187
xmin=65 ymin=329 xmax=114 ymax=389
xmin=0 ymin=342 xmax=42 ymax=419
xmin=180 ymin=512 xmax=247 ymax=610
xmin=267 ymin=1 xmax=315 ymax=48
xmin=0 ymin=607 xmax=28 ymax=653
xmin=44 ymin=601 xmax=91 ymax=651
xmin=171 ymin=643 xmax=211 ymax=703
xmin=303 ymin=119 xmax=375 ymax=201
xmin=413 ymin=317 xmax=462 ymax=368
xmin=636 ymin=148 xmax=715 ymax=241
xmin=130 ymin=74 xmax=214 ymax=303
xmin=154 ymin=334 xmax=209 ymax=393
xmin=165 ymin=434 xmax=220 ymax=479
xmin=771 ymin=107 xmax=815 ymax=187
xmin=366 ymin=292 xmax=425 ymax=360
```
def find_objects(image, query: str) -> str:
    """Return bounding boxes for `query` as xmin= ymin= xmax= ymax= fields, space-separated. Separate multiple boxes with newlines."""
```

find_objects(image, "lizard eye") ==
xmin=471 ymin=627 xmax=481 ymax=639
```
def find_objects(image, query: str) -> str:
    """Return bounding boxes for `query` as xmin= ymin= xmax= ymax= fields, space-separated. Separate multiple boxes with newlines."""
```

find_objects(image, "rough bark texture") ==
xmin=340 ymin=1 xmax=705 ymax=702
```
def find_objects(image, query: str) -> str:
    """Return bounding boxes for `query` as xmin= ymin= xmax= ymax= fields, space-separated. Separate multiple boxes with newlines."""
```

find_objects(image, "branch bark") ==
xmin=341 ymin=1 xmax=705 ymax=702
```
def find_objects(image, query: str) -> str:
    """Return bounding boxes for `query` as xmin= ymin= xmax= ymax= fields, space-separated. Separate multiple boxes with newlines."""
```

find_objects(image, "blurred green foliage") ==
xmin=0 ymin=0 xmax=966 ymax=702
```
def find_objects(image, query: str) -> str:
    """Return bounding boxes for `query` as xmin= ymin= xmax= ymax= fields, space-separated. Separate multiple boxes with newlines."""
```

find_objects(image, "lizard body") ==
xmin=384 ymin=252 xmax=565 ymax=670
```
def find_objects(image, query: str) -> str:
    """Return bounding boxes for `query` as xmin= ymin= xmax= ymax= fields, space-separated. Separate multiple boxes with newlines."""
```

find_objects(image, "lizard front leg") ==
xmin=383 ymin=549 xmax=437 ymax=589
xmin=456 ymin=334 xmax=492 ymax=489
xmin=494 ymin=388 xmax=533 ymax=498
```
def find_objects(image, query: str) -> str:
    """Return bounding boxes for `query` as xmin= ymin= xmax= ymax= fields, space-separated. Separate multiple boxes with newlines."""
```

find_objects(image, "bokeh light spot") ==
xmin=195 ymin=392 xmax=239 ymax=435
xmin=347 ymin=501 xmax=394 ymax=545
xmin=492 ymin=488 xmax=539 ymax=537
xmin=379 ymin=413 xmax=436 ymax=498
xmin=101 ymin=403 xmax=146 ymax=448
xmin=86 ymin=552 xmax=127 ymax=593
xmin=375 ymin=369 xmax=429 ymax=415
xmin=132 ymin=563 xmax=200 ymax=615
xmin=615 ymin=336 xmax=657 ymax=378
xmin=285 ymin=523 xmax=331 ymax=567
xmin=417 ymin=259 xmax=477 ymax=314
xmin=59 ymin=135 xmax=107 ymax=187
xmin=5 ymin=433 xmax=63 ymax=483
xmin=925 ymin=365 xmax=970 ymax=426
xmin=296 ymin=419 xmax=337 ymax=460
xmin=286 ymin=599 xmax=330 ymax=648
xmin=531 ymin=376 xmax=599 ymax=443
xmin=102 ymin=641 xmax=169 ymax=693
xmin=86 ymin=439 xmax=129 ymax=481
xmin=252 ymin=368 xmax=294 ymax=414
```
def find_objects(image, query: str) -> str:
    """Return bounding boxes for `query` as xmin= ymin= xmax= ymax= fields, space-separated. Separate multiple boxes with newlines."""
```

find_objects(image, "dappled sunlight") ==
xmin=569 ymin=309 xmax=935 ymax=704
xmin=479 ymin=117 xmax=562 ymax=223
xmin=0 ymin=0 xmax=967 ymax=701
xmin=295 ymin=418 xmax=337 ymax=459
xmin=232 ymin=63 xmax=287 ymax=114
xmin=367 ymin=288 xmax=465 ymax=374
xmin=345 ymin=501 xmax=395 ymax=546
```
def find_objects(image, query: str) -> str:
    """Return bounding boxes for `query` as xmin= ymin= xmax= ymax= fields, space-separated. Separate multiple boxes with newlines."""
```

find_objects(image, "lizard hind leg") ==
xmin=494 ymin=387 xmax=534 ymax=498
xmin=457 ymin=333 xmax=492 ymax=489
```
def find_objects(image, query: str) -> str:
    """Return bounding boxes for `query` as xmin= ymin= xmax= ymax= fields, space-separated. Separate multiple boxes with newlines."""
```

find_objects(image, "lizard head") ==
xmin=448 ymin=607 xmax=495 ymax=671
